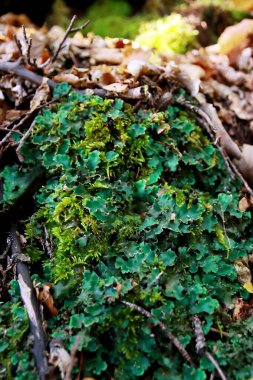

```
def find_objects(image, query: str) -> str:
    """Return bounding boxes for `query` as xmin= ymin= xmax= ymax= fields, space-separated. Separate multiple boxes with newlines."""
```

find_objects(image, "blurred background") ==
xmin=1 ymin=0 xmax=253 ymax=52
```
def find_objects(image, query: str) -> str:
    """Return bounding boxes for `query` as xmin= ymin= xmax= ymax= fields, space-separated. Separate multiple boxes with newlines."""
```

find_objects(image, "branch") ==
xmin=52 ymin=15 xmax=77 ymax=62
xmin=192 ymin=315 xmax=227 ymax=380
xmin=121 ymin=300 xmax=194 ymax=366
xmin=10 ymin=225 xmax=48 ymax=380
xmin=0 ymin=60 xmax=56 ymax=88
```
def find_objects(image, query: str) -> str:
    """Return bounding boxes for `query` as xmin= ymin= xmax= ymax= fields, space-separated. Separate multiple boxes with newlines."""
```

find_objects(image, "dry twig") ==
xmin=192 ymin=315 xmax=227 ymax=380
xmin=122 ymin=300 xmax=194 ymax=366
xmin=10 ymin=225 xmax=48 ymax=380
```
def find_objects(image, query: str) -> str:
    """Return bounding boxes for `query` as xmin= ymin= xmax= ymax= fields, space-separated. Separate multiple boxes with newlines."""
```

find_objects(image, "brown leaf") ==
xmin=233 ymin=298 xmax=252 ymax=321
xmin=34 ymin=282 xmax=58 ymax=316
xmin=90 ymin=48 xmax=123 ymax=65
xmin=177 ymin=63 xmax=205 ymax=96
xmin=102 ymin=83 xmax=128 ymax=93
xmin=30 ymin=77 xmax=50 ymax=112
xmin=234 ymin=257 xmax=252 ymax=285
xmin=239 ymin=195 xmax=253 ymax=212
xmin=217 ymin=19 xmax=253 ymax=55
xmin=0 ymin=13 xmax=31 ymax=26
xmin=53 ymin=72 xmax=81 ymax=86
xmin=234 ymin=144 xmax=253 ymax=186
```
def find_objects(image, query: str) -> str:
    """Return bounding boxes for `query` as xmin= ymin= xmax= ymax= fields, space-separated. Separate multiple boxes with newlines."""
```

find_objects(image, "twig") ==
xmin=10 ymin=225 xmax=48 ymax=380
xmin=0 ymin=113 xmax=31 ymax=148
xmin=210 ymin=327 xmax=230 ymax=337
xmin=64 ymin=336 xmax=81 ymax=380
xmin=121 ymin=300 xmax=194 ymax=366
xmin=192 ymin=315 xmax=227 ymax=380
xmin=70 ymin=20 xmax=91 ymax=33
xmin=180 ymin=101 xmax=253 ymax=195
xmin=16 ymin=120 xmax=36 ymax=152
xmin=0 ymin=236 xmax=12 ymax=260
xmin=52 ymin=15 xmax=77 ymax=62
xmin=0 ymin=60 xmax=56 ymax=88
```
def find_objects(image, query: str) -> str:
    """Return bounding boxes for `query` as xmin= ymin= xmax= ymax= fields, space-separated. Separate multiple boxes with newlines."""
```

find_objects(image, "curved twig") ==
xmin=192 ymin=315 xmax=227 ymax=380
xmin=121 ymin=300 xmax=194 ymax=366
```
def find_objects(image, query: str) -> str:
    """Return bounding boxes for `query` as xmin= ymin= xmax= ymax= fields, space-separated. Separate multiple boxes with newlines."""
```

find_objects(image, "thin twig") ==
xmin=70 ymin=20 xmax=90 ymax=33
xmin=205 ymin=351 xmax=227 ymax=380
xmin=64 ymin=336 xmax=81 ymax=380
xmin=0 ymin=236 xmax=12 ymax=260
xmin=10 ymin=225 xmax=48 ymax=379
xmin=210 ymin=327 xmax=230 ymax=337
xmin=122 ymin=300 xmax=194 ymax=366
xmin=0 ymin=113 xmax=31 ymax=147
xmin=16 ymin=120 xmax=36 ymax=152
xmin=192 ymin=315 xmax=227 ymax=380
xmin=52 ymin=15 xmax=77 ymax=62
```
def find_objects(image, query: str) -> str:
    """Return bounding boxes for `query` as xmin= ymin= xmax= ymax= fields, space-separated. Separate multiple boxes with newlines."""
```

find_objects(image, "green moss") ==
xmin=136 ymin=13 xmax=198 ymax=53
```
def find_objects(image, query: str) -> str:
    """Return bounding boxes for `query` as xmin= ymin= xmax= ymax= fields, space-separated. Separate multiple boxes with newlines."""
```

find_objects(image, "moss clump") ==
xmin=135 ymin=13 xmax=198 ymax=53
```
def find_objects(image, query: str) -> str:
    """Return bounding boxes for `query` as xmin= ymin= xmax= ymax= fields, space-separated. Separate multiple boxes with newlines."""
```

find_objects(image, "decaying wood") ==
xmin=10 ymin=224 xmax=48 ymax=380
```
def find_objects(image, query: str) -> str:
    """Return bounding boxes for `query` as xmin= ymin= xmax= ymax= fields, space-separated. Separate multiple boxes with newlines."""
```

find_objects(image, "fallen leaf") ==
xmin=234 ymin=257 xmax=252 ymax=285
xmin=102 ymin=83 xmax=128 ymax=93
xmin=239 ymin=196 xmax=253 ymax=212
xmin=234 ymin=144 xmax=253 ymax=186
xmin=49 ymin=339 xmax=71 ymax=379
xmin=34 ymin=281 xmax=58 ymax=316
xmin=217 ymin=19 xmax=253 ymax=55
xmin=0 ymin=13 xmax=31 ymax=26
xmin=177 ymin=63 xmax=205 ymax=96
xmin=233 ymin=297 xmax=252 ymax=321
xmin=30 ymin=77 xmax=50 ymax=112
xmin=243 ymin=282 xmax=253 ymax=293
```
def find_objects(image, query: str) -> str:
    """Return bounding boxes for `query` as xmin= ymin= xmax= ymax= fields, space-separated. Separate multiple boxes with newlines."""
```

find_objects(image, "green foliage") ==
xmin=2 ymin=83 xmax=253 ymax=378
xmin=77 ymin=0 xmax=150 ymax=40
xmin=136 ymin=13 xmax=198 ymax=53
xmin=0 ymin=281 xmax=37 ymax=380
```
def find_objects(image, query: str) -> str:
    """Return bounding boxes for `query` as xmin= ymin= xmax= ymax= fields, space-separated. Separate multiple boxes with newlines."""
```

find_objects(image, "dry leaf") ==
xmin=234 ymin=257 xmax=252 ymax=285
xmin=102 ymin=83 xmax=128 ymax=93
xmin=243 ymin=282 xmax=253 ymax=293
xmin=49 ymin=339 xmax=71 ymax=379
xmin=217 ymin=19 xmax=253 ymax=55
xmin=234 ymin=144 xmax=253 ymax=186
xmin=90 ymin=48 xmax=123 ymax=64
xmin=177 ymin=63 xmax=205 ymax=96
xmin=238 ymin=196 xmax=253 ymax=212
xmin=30 ymin=77 xmax=50 ymax=112
xmin=233 ymin=298 xmax=250 ymax=321
xmin=34 ymin=281 xmax=58 ymax=316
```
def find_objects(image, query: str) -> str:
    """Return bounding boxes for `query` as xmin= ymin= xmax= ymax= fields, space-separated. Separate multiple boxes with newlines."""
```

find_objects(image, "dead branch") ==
xmin=192 ymin=315 xmax=227 ymax=380
xmin=0 ymin=60 xmax=56 ymax=88
xmin=210 ymin=327 xmax=230 ymax=337
xmin=10 ymin=225 xmax=48 ymax=380
xmin=64 ymin=335 xmax=81 ymax=380
xmin=181 ymin=101 xmax=253 ymax=195
xmin=52 ymin=15 xmax=77 ymax=62
xmin=121 ymin=300 xmax=194 ymax=366
xmin=16 ymin=120 xmax=36 ymax=152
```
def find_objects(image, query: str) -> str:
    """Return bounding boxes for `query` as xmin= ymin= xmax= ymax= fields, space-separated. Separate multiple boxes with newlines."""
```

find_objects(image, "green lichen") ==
xmin=1 ymin=83 xmax=253 ymax=379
